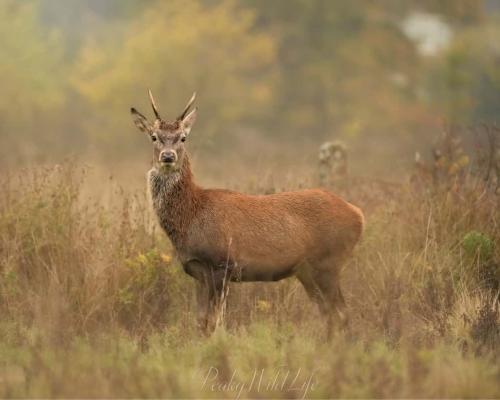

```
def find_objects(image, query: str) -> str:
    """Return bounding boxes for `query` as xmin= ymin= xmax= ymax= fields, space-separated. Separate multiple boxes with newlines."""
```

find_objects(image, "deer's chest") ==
xmin=148 ymin=170 xmax=186 ymax=242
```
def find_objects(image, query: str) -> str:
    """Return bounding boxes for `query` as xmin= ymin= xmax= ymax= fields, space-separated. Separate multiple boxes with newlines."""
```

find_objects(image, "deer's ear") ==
xmin=130 ymin=108 xmax=152 ymax=134
xmin=181 ymin=107 xmax=197 ymax=136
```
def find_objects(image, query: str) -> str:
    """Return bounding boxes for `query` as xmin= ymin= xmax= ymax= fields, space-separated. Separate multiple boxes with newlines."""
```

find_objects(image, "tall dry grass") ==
xmin=0 ymin=133 xmax=498 ymax=397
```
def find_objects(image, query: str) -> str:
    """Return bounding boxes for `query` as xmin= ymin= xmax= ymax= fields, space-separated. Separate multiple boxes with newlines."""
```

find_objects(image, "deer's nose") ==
xmin=160 ymin=150 xmax=177 ymax=164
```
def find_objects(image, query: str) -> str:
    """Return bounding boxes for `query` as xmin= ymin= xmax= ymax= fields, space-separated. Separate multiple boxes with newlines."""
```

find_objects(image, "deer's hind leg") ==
xmin=296 ymin=256 xmax=348 ymax=338
xmin=318 ymin=269 xmax=349 ymax=335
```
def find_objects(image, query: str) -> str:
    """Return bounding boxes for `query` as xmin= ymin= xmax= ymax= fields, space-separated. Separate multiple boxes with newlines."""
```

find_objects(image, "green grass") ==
xmin=0 ymin=325 xmax=498 ymax=398
xmin=0 ymin=163 xmax=498 ymax=398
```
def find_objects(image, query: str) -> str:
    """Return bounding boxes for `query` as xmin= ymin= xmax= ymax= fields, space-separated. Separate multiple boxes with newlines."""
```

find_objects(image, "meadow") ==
xmin=0 ymin=131 xmax=498 ymax=398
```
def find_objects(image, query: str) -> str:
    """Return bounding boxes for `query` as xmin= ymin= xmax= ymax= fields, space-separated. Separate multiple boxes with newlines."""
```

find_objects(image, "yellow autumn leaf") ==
xmin=161 ymin=254 xmax=172 ymax=264
xmin=256 ymin=300 xmax=271 ymax=312
xmin=458 ymin=155 xmax=470 ymax=168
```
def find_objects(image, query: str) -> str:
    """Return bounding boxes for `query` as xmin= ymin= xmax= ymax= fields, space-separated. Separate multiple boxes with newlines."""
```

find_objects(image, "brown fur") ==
xmin=132 ymin=92 xmax=364 ymax=335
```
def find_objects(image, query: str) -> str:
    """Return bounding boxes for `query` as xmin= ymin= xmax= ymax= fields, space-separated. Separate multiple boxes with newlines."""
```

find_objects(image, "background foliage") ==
xmin=1 ymin=0 xmax=499 ymax=176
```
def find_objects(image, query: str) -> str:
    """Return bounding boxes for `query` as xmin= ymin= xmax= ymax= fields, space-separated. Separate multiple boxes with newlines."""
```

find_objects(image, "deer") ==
xmin=130 ymin=91 xmax=364 ymax=335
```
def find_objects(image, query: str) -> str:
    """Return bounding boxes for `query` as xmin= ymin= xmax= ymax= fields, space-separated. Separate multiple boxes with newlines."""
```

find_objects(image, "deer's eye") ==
xmin=151 ymin=134 xmax=157 ymax=142
xmin=181 ymin=136 xmax=186 ymax=143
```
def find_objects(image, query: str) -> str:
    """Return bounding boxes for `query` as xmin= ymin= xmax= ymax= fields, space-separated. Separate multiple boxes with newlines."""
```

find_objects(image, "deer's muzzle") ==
xmin=160 ymin=150 xmax=177 ymax=164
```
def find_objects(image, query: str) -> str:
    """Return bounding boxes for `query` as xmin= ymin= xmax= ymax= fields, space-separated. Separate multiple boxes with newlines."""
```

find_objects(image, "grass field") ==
xmin=0 ymin=155 xmax=498 ymax=398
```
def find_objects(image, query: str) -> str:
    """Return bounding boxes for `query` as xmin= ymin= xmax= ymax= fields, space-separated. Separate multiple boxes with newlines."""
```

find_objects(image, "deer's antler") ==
xmin=148 ymin=89 xmax=161 ymax=120
xmin=178 ymin=92 xmax=196 ymax=121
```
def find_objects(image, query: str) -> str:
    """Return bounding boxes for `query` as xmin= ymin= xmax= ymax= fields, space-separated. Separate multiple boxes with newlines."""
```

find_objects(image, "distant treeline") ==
xmin=0 ymin=0 xmax=498 ymax=167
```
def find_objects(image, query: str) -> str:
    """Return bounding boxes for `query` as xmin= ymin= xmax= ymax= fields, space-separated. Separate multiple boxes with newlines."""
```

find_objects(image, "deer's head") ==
xmin=130 ymin=90 xmax=197 ymax=173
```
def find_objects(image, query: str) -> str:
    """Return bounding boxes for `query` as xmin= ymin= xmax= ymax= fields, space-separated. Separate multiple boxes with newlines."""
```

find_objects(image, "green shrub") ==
xmin=117 ymin=249 xmax=193 ymax=333
xmin=463 ymin=231 xmax=495 ymax=262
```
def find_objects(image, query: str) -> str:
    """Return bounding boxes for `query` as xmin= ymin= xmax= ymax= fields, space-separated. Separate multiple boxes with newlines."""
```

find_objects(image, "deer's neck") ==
xmin=148 ymin=157 xmax=201 ymax=246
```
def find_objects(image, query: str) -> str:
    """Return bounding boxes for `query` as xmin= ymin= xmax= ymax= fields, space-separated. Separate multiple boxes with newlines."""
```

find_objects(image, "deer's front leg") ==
xmin=206 ymin=265 xmax=230 ymax=334
xmin=194 ymin=280 xmax=221 ymax=335
xmin=194 ymin=279 xmax=210 ymax=333
xmin=185 ymin=261 xmax=225 ymax=335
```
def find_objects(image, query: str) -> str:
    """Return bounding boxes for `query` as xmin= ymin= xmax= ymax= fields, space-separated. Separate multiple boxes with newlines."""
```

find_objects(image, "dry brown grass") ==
xmin=0 ymin=149 xmax=498 ymax=397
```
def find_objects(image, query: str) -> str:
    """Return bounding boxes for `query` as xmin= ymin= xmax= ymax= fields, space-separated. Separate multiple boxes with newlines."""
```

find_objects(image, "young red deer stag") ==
xmin=130 ymin=91 xmax=364 ymax=335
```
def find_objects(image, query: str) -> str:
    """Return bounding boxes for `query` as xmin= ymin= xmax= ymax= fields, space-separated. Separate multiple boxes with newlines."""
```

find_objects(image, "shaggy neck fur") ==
xmin=148 ymin=157 xmax=201 ymax=246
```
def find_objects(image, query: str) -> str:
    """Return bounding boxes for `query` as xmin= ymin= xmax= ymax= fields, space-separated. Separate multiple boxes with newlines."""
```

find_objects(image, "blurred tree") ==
xmin=0 ymin=0 xmax=496 ymax=177
xmin=38 ymin=0 xmax=155 ymax=58
xmin=243 ymin=0 xmax=434 ymax=170
xmin=428 ymin=17 xmax=500 ymax=124
xmin=421 ymin=0 xmax=485 ymax=25
xmin=71 ymin=0 xmax=277 ymax=154
xmin=0 ymin=1 xmax=66 ymax=162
